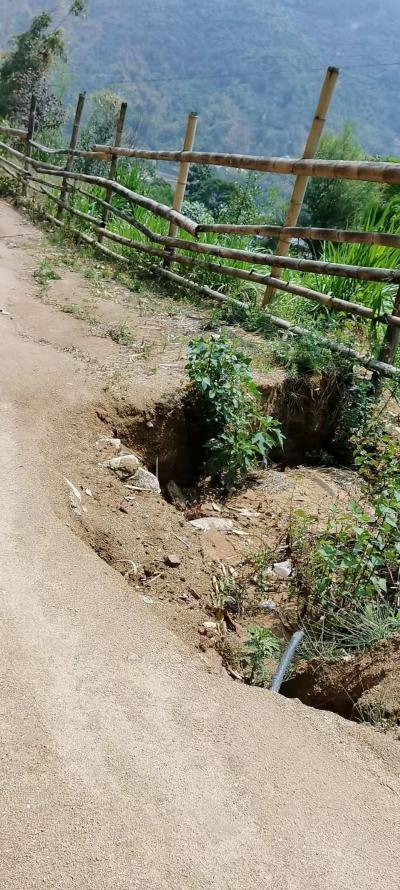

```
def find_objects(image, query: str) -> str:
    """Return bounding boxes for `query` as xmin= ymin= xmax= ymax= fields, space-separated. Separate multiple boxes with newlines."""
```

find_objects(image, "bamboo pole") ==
xmin=155 ymin=253 xmax=400 ymax=327
xmin=29 ymin=141 xmax=104 ymax=158
xmin=57 ymin=91 xmax=86 ymax=219
xmin=263 ymin=67 xmax=339 ymax=304
xmin=151 ymin=234 xmax=400 ymax=284
xmin=34 ymin=165 xmax=198 ymax=235
xmin=0 ymin=125 xmax=28 ymax=140
xmin=0 ymin=139 xmax=30 ymax=161
xmin=91 ymin=146 xmax=400 ymax=185
xmin=22 ymin=94 xmax=37 ymax=197
xmin=165 ymin=111 xmax=198 ymax=264
xmin=197 ymin=222 xmax=400 ymax=250
xmin=376 ymin=285 xmax=400 ymax=366
xmin=98 ymin=101 xmax=127 ymax=243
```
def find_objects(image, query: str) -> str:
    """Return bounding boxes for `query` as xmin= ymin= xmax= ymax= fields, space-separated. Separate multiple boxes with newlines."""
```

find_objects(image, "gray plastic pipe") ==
xmin=269 ymin=630 xmax=305 ymax=693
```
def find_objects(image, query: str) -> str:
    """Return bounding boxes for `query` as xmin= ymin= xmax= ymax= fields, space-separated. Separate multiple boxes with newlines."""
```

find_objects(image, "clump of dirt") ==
xmin=281 ymin=634 xmax=400 ymax=725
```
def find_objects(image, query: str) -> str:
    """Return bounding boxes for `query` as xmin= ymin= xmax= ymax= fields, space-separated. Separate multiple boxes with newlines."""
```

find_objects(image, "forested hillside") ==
xmin=1 ymin=0 xmax=400 ymax=155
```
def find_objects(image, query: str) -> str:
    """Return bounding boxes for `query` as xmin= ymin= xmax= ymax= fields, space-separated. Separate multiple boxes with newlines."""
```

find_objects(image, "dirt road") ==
xmin=0 ymin=201 xmax=399 ymax=889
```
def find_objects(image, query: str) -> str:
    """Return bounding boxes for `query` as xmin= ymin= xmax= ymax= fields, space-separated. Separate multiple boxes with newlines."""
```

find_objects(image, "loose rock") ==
xmin=189 ymin=517 xmax=233 ymax=532
xmin=166 ymin=480 xmax=186 ymax=507
xmin=165 ymin=553 xmax=181 ymax=568
xmin=96 ymin=436 xmax=121 ymax=450
xmin=130 ymin=468 xmax=161 ymax=493
xmin=103 ymin=453 xmax=140 ymax=477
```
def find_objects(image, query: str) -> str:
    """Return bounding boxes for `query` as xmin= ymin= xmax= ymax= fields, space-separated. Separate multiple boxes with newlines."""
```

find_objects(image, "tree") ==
xmin=301 ymin=124 xmax=377 ymax=230
xmin=0 ymin=4 xmax=87 ymax=131
xmin=77 ymin=90 xmax=126 ymax=174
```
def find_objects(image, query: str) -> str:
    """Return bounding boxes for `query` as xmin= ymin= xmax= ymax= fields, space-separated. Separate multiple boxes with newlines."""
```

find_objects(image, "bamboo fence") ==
xmin=0 ymin=78 xmax=400 ymax=381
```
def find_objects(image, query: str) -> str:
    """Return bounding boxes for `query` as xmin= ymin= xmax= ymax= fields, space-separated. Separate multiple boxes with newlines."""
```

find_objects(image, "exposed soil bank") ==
xmin=282 ymin=634 xmax=400 ymax=725
xmin=110 ymin=369 xmax=345 ymax=489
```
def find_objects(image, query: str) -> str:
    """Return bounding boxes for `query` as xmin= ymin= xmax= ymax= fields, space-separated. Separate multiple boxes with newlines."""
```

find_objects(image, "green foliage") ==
xmin=302 ymin=124 xmax=378 ymax=231
xmin=291 ymin=491 xmax=400 ymax=614
xmin=186 ymin=165 xmax=238 ymax=216
xmin=0 ymin=12 xmax=66 ymax=129
xmin=290 ymin=398 xmax=400 ymax=657
xmin=68 ymin=0 xmax=87 ymax=16
xmin=78 ymin=91 xmax=125 ymax=174
xmin=301 ymin=602 xmax=400 ymax=660
xmin=2 ymin=2 xmax=400 ymax=157
xmin=270 ymin=332 xmax=337 ymax=376
xmin=243 ymin=625 xmax=281 ymax=685
xmin=33 ymin=259 xmax=61 ymax=286
xmin=186 ymin=166 xmax=263 ymax=224
xmin=0 ymin=176 xmax=17 ymax=198
xmin=352 ymin=407 xmax=400 ymax=493
xmin=109 ymin=322 xmax=136 ymax=345
xmin=187 ymin=333 xmax=283 ymax=488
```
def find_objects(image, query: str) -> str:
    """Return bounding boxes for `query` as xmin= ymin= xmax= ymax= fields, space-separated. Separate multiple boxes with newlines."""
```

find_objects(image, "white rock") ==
xmin=85 ymin=488 xmax=92 ymax=497
xmin=130 ymin=468 xmax=161 ymax=493
xmin=65 ymin=478 xmax=82 ymax=516
xmin=96 ymin=436 xmax=121 ymax=450
xmin=189 ymin=517 xmax=233 ymax=532
xmin=273 ymin=559 xmax=292 ymax=580
xmin=259 ymin=599 xmax=277 ymax=612
xmin=103 ymin=454 xmax=140 ymax=477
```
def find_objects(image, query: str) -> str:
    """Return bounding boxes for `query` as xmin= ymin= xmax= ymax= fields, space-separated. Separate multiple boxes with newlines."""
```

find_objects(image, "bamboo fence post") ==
xmin=98 ymin=100 xmax=127 ymax=243
xmin=164 ymin=111 xmax=198 ymax=264
xmin=22 ymin=93 xmax=37 ymax=197
xmin=263 ymin=66 xmax=339 ymax=305
xmin=57 ymin=91 xmax=86 ymax=219
xmin=375 ymin=285 xmax=400 ymax=378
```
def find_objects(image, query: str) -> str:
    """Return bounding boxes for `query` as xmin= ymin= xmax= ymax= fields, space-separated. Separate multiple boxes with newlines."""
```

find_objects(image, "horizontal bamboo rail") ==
xmin=3 ymin=152 xmax=400 ymax=329
xmin=157 ymin=235 xmax=400 ymax=284
xmin=149 ymin=253 xmax=400 ymax=327
xmin=27 ymin=164 xmax=400 ymax=284
xmin=196 ymin=222 xmax=400 ymax=250
xmin=34 ymin=165 xmax=198 ymax=236
xmin=1 ymin=113 xmax=400 ymax=377
xmin=0 ymin=125 xmax=28 ymax=140
xmin=9 ymin=161 xmax=398 ymax=330
xmin=92 ymin=145 xmax=400 ymax=185
xmin=149 ymin=265 xmax=400 ymax=380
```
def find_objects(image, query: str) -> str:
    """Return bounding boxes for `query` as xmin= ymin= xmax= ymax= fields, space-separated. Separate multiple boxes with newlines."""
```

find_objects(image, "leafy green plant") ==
xmin=212 ymin=564 xmax=245 ymax=616
xmin=243 ymin=625 xmax=281 ymax=685
xmin=109 ymin=322 xmax=136 ymax=346
xmin=187 ymin=333 xmax=283 ymax=488
xmin=33 ymin=260 xmax=61 ymax=287
xmin=61 ymin=302 xmax=93 ymax=321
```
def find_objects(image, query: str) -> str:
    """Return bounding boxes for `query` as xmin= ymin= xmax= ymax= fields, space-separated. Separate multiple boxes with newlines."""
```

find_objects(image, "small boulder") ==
xmin=189 ymin=517 xmax=233 ymax=532
xmin=103 ymin=453 xmax=140 ymax=477
xmin=96 ymin=436 xmax=121 ymax=450
xmin=130 ymin=468 xmax=161 ymax=493
xmin=165 ymin=553 xmax=181 ymax=568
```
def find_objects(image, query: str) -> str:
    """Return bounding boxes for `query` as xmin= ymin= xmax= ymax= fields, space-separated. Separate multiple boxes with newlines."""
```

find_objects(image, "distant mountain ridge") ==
xmin=1 ymin=0 xmax=400 ymax=156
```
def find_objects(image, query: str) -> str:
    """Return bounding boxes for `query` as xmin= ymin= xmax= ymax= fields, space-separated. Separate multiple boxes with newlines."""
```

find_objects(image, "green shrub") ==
xmin=187 ymin=333 xmax=283 ymax=488
xmin=243 ymin=625 xmax=281 ymax=685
